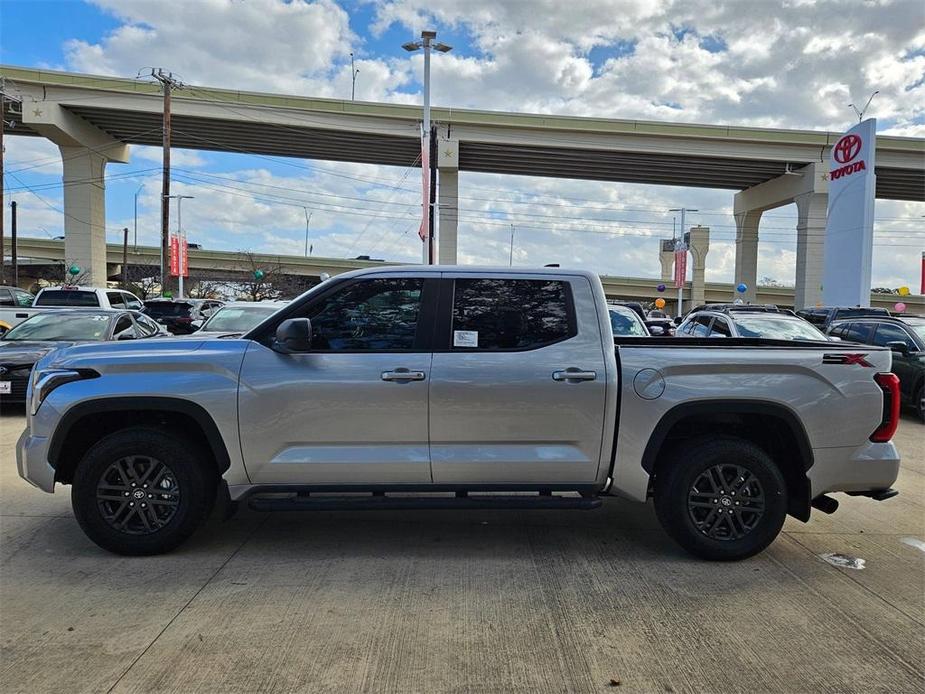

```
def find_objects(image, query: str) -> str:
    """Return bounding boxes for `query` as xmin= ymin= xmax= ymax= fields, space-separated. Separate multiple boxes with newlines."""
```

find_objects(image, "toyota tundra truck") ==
xmin=15 ymin=267 xmax=902 ymax=560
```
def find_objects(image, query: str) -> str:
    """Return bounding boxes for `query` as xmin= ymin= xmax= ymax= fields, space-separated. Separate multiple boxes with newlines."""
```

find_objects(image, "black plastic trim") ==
xmin=248 ymin=494 xmax=602 ymax=512
xmin=47 ymin=396 xmax=232 ymax=473
xmin=641 ymin=399 xmax=815 ymax=475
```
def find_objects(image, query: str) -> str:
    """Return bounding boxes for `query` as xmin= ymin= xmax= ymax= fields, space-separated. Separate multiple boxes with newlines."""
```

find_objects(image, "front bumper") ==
xmin=16 ymin=429 xmax=56 ymax=493
xmin=808 ymin=441 xmax=901 ymax=498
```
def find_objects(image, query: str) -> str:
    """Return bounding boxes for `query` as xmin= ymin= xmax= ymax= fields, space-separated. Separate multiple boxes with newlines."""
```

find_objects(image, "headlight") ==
xmin=30 ymin=369 xmax=98 ymax=415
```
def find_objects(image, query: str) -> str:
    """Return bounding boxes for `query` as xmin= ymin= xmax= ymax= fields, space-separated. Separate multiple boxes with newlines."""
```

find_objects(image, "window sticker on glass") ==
xmin=453 ymin=330 xmax=478 ymax=348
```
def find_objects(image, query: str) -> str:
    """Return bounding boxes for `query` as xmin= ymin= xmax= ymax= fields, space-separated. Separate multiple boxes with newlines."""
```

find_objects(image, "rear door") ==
xmin=428 ymin=274 xmax=607 ymax=485
xmin=872 ymin=322 xmax=918 ymax=400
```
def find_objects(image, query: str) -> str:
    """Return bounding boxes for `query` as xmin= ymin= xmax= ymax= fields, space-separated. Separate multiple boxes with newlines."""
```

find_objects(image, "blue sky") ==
xmin=1 ymin=0 xmax=923 ymax=287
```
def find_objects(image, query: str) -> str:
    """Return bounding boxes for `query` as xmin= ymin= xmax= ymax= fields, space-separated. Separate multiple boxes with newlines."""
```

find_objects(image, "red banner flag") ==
xmin=169 ymin=234 xmax=180 ymax=276
xmin=418 ymin=130 xmax=430 ymax=242
xmin=179 ymin=235 xmax=189 ymax=278
xmin=674 ymin=246 xmax=687 ymax=289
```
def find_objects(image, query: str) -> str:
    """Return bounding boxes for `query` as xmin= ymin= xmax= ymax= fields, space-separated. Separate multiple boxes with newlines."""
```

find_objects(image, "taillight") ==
xmin=870 ymin=373 xmax=900 ymax=442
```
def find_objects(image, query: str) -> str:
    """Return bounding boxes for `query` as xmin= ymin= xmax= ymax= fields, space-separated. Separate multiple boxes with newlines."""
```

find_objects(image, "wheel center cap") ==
xmin=132 ymin=489 xmax=146 ymax=500
xmin=720 ymin=496 xmax=733 ymax=507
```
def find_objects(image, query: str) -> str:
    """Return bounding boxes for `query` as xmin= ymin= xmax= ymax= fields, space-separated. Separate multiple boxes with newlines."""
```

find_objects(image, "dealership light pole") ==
xmin=168 ymin=194 xmax=194 ymax=298
xmin=403 ymin=31 xmax=452 ymax=264
xmin=669 ymin=207 xmax=697 ymax=317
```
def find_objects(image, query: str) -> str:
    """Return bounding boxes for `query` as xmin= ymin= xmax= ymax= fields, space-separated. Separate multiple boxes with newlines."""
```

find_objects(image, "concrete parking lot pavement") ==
xmin=1 ymin=410 xmax=923 ymax=694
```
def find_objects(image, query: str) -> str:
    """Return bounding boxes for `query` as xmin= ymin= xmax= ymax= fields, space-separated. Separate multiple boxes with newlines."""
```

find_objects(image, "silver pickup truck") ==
xmin=16 ymin=267 xmax=901 ymax=560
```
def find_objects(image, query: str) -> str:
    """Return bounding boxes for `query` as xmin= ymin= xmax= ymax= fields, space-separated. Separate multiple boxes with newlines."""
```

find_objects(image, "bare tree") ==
xmin=236 ymin=251 xmax=288 ymax=301
xmin=27 ymin=260 xmax=91 ymax=293
xmin=122 ymin=261 xmax=162 ymax=300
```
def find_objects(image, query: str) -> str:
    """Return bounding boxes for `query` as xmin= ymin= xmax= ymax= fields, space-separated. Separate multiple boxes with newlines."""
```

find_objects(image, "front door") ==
xmin=428 ymin=275 xmax=608 ymax=485
xmin=238 ymin=276 xmax=436 ymax=485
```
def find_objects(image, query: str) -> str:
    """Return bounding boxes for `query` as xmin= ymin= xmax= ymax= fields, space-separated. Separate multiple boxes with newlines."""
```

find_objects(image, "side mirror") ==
xmin=886 ymin=340 xmax=909 ymax=355
xmin=649 ymin=326 xmax=665 ymax=336
xmin=673 ymin=316 xmax=683 ymax=326
xmin=273 ymin=318 xmax=312 ymax=354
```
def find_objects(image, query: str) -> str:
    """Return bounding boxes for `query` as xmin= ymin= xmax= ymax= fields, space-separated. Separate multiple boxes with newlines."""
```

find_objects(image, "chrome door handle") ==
xmin=381 ymin=369 xmax=426 ymax=382
xmin=552 ymin=369 xmax=597 ymax=382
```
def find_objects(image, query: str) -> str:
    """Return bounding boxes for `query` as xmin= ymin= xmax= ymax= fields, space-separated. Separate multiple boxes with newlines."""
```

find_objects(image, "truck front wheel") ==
xmin=654 ymin=436 xmax=787 ymax=561
xmin=71 ymin=428 xmax=215 ymax=555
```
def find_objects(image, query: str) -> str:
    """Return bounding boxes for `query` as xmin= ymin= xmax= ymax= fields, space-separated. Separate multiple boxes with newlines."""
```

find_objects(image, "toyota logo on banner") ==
xmin=833 ymin=134 xmax=862 ymax=164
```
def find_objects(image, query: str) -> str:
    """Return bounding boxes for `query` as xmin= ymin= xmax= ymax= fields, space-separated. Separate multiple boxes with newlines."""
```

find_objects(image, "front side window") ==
xmin=872 ymin=323 xmax=915 ymax=350
xmin=14 ymin=290 xmax=34 ymax=307
xmin=305 ymin=278 xmax=424 ymax=351
xmin=133 ymin=314 xmax=160 ymax=337
xmin=451 ymin=278 xmax=574 ymax=350
xmin=122 ymin=293 xmax=143 ymax=310
xmin=709 ymin=317 xmax=732 ymax=337
xmin=690 ymin=315 xmax=712 ymax=337
xmin=107 ymin=292 xmax=126 ymax=308
xmin=112 ymin=315 xmax=135 ymax=338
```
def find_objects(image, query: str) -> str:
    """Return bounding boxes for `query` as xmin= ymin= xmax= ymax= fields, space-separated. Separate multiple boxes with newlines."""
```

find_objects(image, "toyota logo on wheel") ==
xmin=833 ymin=134 xmax=862 ymax=164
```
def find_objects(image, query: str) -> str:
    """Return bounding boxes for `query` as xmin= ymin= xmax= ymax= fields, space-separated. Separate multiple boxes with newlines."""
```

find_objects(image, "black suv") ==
xmin=797 ymin=306 xmax=890 ymax=330
xmin=143 ymin=299 xmax=224 ymax=335
xmin=828 ymin=315 xmax=925 ymax=422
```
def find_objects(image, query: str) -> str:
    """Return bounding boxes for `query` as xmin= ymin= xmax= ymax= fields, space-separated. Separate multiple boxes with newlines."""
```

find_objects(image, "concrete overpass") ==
xmin=6 ymin=236 xmax=922 ymax=314
xmin=1 ymin=65 xmax=923 ymax=305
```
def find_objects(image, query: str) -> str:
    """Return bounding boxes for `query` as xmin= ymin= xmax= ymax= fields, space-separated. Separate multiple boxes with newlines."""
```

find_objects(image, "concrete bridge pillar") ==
xmin=659 ymin=239 xmax=674 ymax=282
xmin=794 ymin=192 xmax=827 ymax=309
xmin=733 ymin=211 xmax=761 ymax=304
xmin=437 ymin=128 xmax=459 ymax=265
xmin=687 ymin=226 xmax=710 ymax=307
xmin=22 ymin=102 xmax=129 ymax=286
xmin=733 ymin=163 xmax=828 ymax=309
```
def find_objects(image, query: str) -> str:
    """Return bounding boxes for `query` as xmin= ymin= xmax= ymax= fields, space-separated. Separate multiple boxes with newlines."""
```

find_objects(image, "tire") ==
xmin=654 ymin=436 xmax=787 ymax=561
xmin=71 ymin=427 xmax=215 ymax=556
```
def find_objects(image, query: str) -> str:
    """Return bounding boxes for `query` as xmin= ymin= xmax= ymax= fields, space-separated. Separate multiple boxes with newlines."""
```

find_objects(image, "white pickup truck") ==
xmin=0 ymin=286 xmax=144 ymax=328
xmin=16 ymin=267 xmax=901 ymax=560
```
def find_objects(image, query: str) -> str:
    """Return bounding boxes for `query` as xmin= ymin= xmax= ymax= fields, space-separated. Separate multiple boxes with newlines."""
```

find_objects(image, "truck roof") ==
xmin=331 ymin=265 xmax=601 ymax=281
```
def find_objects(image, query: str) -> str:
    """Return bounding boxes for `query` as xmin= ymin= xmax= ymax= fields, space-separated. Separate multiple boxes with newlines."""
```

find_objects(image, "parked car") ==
xmin=143 ymin=298 xmax=224 ymax=335
xmin=796 ymin=306 xmax=890 ymax=331
xmin=828 ymin=315 xmax=925 ymax=421
xmin=34 ymin=286 xmax=144 ymax=310
xmin=645 ymin=311 xmax=676 ymax=336
xmin=0 ymin=286 xmax=37 ymax=329
xmin=193 ymin=301 xmax=288 ymax=337
xmin=17 ymin=266 xmax=901 ymax=560
xmin=608 ymin=300 xmax=646 ymax=320
xmin=678 ymin=309 xmax=830 ymax=340
xmin=608 ymin=305 xmax=650 ymax=337
xmin=0 ymin=309 xmax=165 ymax=404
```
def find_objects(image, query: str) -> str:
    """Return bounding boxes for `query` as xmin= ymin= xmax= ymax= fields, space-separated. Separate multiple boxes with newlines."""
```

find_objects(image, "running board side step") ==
xmin=248 ymin=495 xmax=602 ymax=512
xmin=845 ymin=488 xmax=899 ymax=501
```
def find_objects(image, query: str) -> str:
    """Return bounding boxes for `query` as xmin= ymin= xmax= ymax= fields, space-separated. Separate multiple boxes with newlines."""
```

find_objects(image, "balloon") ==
xmin=894 ymin=302 xmax=907 ymax=313
xmin=68 ymin=265 xmax=81 ymax=276
xmin=254 ymin=269 xmax=265 ymax=280
xmin=736 ymin=282 xmax=748 ymax=294
xmin=898 ymin=286 xmax=910 ymax=296
xmin=655 ymin=298 xmax=666 ymax=309
xmin=656 ymin=283 xmax=666 ymax=293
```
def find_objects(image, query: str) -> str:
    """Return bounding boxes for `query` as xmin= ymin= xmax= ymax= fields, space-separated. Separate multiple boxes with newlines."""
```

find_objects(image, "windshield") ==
xmin=3 ymin=312 xmax=112 ymax=341
xmin=609 ymin=308 xmax=648 ymax=336
xmin=734 ymin=316 xmax=827 ymax=340
xmin=145 ymin=302 xmax=194 ymax=317
xmin=35 ymin=290 xmax=100 ymax=307
xmin=200 ymin=305 xmax=279 ymax=333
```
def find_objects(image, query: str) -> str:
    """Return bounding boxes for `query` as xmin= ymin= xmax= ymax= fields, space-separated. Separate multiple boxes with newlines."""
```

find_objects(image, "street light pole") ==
xmin=168 ymin=194 xmax=194 ymax=298
xmin=403 ymin=31 xmax=452 ymax=265
xmin=134 ymin=183 xmax=144 ymax=251
xmin=668 ymin=207 xmax=698 ymax=317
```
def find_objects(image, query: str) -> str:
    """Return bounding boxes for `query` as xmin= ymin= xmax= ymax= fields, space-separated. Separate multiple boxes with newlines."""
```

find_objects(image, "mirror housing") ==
xmin=273 ymin=318 xmax=313 ymax=354
xmin=886 ymin=340 xmax=909 ymax=355
xmin=673 ymin=316 xmax=684 ymax=326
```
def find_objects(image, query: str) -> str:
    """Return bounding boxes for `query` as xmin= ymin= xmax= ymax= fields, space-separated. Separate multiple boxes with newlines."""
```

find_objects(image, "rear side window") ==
xmin=13 ymin=290 xmax=33 ymax=307
xmin=122 ymin=293 xmax=143 ymax=310
xmin=0 ymin=289 xmax=12 ymax=306
xmin=35 ymin=290 xmax=100 ymax=307
xmin=842 ymin=323 xmax=875 ymax=344
xmin=145 ymin=302 xmax=193 ymax=317
xmin=107 ymin=291 xmax=125 ymax=308
xmin=451 ymin=278 xmax=574 ymax=351
xmin=709 ymin=317 xmax=731 ymax=337
xmin=690 ymin=315 xmax=711 ymax=337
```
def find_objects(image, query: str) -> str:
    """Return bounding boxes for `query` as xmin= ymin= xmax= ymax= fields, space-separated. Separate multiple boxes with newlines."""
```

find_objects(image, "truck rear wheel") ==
xmin=71 ymin=428 xmax=215 ymax=555
xmin=654 ymin=436 xmax=787 ymax=561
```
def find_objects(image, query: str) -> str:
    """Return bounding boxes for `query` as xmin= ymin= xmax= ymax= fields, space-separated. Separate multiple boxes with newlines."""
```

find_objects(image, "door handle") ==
xmin=552 ymin=369 xmax=597 ymax=382
xmin=381 ymin=369 xmax=426 ymax=382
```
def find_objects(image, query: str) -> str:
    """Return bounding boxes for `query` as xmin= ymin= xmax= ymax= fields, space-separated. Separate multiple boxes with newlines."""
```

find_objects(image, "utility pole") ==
xmin=350 ymin=53 xmax=360 ymax=101
xmin=122 ymin=227 xmax=129 ymax=289
xmin=10 ymin=200 xmax=17 ymax=287
xmin=142 ymin=68 xmax=182 ymax=295
xmin=303 ymin=207 xmax=313 ymax=256
xmin=669 ymin=207 xmax=697 ymax=317
xmin=509 ymin=223 xmax=515 ymax=266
